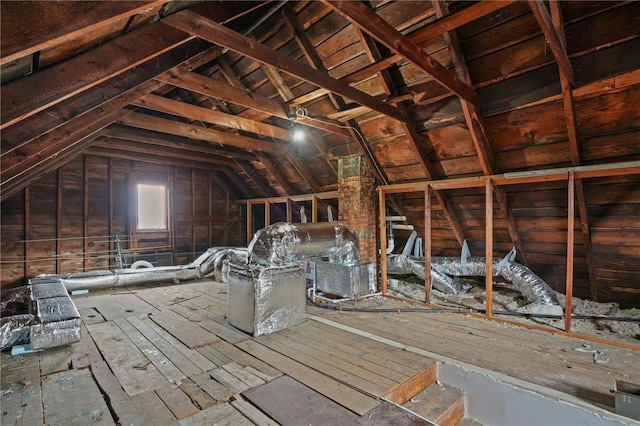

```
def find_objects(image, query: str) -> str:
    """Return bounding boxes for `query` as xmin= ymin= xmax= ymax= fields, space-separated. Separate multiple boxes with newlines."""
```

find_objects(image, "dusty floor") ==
xmin=383 ymin=276 xmax=640 ymax=345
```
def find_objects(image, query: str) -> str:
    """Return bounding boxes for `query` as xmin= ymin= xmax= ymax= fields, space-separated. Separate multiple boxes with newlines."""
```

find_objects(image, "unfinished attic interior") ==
xmin=2 ymin=0 xmax=640 ymax=424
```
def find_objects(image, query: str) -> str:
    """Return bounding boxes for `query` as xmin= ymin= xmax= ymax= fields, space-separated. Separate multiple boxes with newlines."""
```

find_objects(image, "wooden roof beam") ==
xmin=156 ymin=67 xmax=351 ymax=137
xmin=291 ymin=1 xmax=514 ymax=107
xmin=528 ymin=0 xmax=575 ymax=87
xmin=323 ymin=1 xmax=478 ymax=107
xmin=119 ymin=111 xmax=280 ymax=154
xmin=162 ymin=10 xmax=409 ymax=123
xmin=236 ymin=160 xmax=275 ymax=198
xmin=133 ymin=93 xmax=292 ymax=141
xmin=356 ymin=29 xmax=466 ymax=246
xmin=257 ymin=154 xmax=297 ymax=196
xmin=93 ymin=138 xmax=237 ymax=166
xmin=0 ymin=1 xmax=168 ymax=65
xmin=432 ymin=0 xmax=526 ymax=260
xmin=549 ymin=0 xmax=598 ymax=301
xmin=101 ymin=126 xmax=256 ymax=161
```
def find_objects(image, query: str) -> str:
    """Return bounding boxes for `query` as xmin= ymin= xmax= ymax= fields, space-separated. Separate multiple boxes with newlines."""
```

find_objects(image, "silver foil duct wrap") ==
xmin=211 ymin=248 xmax=248 ymax=282
xmin=315 ymin=261 xmax=376 ymax=298
xmin=227 ymin=263 xmax=306 ymax=337
xmin=247 ymin=222 xmax=360 ymax=266
xmin=29 ymin=280 xmax=82 ymax=349
xmin=387 ymin=255 xmax=561 ymax=312
xmin=38 ymin=247 xmax=230 ymax=292
xmin=387 ymin=255 xmax=473 ymax=295
xmin=1 ymin=314 xmax=34 ymax=351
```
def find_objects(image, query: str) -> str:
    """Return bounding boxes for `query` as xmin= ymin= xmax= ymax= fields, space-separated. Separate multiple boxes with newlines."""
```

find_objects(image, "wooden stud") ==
xmin=565 ymin=171 xmax=575 ymax=332
xmin=108 ymin=158 xmax=113 ymax=269
xmin=424 ymin=186 xmax=432 ymax=304
xmin=485 ymin=179 xmax=493 ymax=318
xmin=24 ymin=186 xmax=30 ymax=278
xmin=83 ymin=156 xmax=89 ymax=272
xmin=379 ymin=187 xmax=388 ymax=295
xmin=56 ymin=168 xmax=62 ymax=274
xmin=191 ymin=169 xmax=196 ymax=257
xmin=246 ymin=201 xmax=253 ymax=246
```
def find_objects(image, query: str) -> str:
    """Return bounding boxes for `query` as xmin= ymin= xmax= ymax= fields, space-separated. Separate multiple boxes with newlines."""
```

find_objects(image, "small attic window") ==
xmin=137 ymin=183 xmax=168 ymax=231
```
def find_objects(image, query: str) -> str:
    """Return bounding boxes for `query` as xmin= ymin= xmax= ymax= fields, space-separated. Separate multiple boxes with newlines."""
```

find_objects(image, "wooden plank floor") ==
xmin=3 ymin=278 xmax=638 ymax=425
xmin=308 ymin=307 xmax=640 ymax=409
xmin=1 ymin=279 xmax=436 ymax=425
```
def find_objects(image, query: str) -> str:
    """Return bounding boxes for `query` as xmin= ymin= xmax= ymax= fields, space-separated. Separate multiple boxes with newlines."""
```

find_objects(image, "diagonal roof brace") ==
xmin=162 ymin=10 xmax=410 ymax=123
xmin=323 ymin=0 xmax=479 ymax=107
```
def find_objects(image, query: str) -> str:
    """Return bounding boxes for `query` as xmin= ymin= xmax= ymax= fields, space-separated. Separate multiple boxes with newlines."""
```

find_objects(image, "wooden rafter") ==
xmin=291 ymin=1 xmax=514 ymax=107
xmin=101 ymin=126 xmax=256 ymax=161
xmin=256 ymin=154 xmax=296 ymax=195
xmin=282 ymin=5 xmax=388 ymax=184
xmin=356 ymin=28 xmax=466 ymax=246
xmin=1 ymin=109 xmax=132 ymax=201
xmin=262 ymin=64 xmax=296 ymax=102
xmin=432 ymin=0 xmax=527 ymax=261
xmin=236 ymin=160 xmax=274 ymax=198
xmin=119 ymin=111 xmax=280 ymax=154
xmin=323 ymin=1 xmax=478 ymax=106
xmin=0 ymin=1 xmax=168 ymax=65
xmin=156 ymin=67 xmax=350 ymax=137
xmin=528 ymin=0 xmax=575 ymax=87
xmin=133 ymin=94 xmax=292 ymax=140
xmin=162 ymin=10 xmax=409 ymax=123
xmin=1 ymin=21 xmax=194 ymax=130
xmin=549 ymin=0 xmax=598 ymax=301
xmin=93 ymin=137 xmax=236 ymax=166
xmin=212 ymin=48 xmax=322 ymax=195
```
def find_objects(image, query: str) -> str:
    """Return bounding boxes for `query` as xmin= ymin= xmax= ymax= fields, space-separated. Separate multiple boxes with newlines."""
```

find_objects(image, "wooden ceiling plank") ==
xmin=134 ymin=93 xmax=292 ymax=141
xmin=2 ymin=41 xmax=217 ymax=156
xmin=162 ymin=10 xmax=409 ymax=123
xmin=119 ymin=111 xmax=280 ymax=154
xmin=221 ymin=165 xmax=257 ymax=199
xmin=102 ymin=126 xmax=256 ymax=161
xmin=324 ymin=1 xmax=478 ymax=107
xmin=550 ymin=0 xmax=598 ymax=301
xmin=0 ymin=1 xmax=168 ymax=65
xmin=528 ymin=0 xmax=576 ymax=87
xmin=432 ymin=0 xmax=526 ymax=260
xmin=1 ymin=21 xmax=194 ymax=130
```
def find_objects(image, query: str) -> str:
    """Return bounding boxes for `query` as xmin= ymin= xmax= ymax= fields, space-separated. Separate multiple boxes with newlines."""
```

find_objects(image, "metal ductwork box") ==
xmin=227 ymin=263 xmax=306 ymax=337
xmin=314 ymin=260 xmax=375 ymax=298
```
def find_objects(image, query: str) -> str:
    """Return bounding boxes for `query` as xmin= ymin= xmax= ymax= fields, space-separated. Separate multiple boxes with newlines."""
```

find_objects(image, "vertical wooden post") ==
xmin=378 ymin=187 xmax=388 ymax=295
xmin=565 ymin=171 xmax=575 ymax=332
xmin=107 ymin=159 xmax=113 ymax=269
xmin=286 ymin=198 xmax=293 ymax=222
xmin=246 ymin=201 xmax=253 ymax=245
xmin=56 ymin=168 xmax=63 ymax=274
xmin=24 ymin=187 xmax=30 ymax=279
xmin=208 ymin=173 xmax=213 ymax=247
xmin=83 ymin=156 xmax=89 ymax=271
xmin=424 ymin=185 xmax=432 ymax=303
xmin=312 ymin=196 xmax=318 ymax=223
xmin=265 ymin=201 xmax=271 ymax=227
xmin=191 ymin=170 xmax=196 ymax=257
xmin=485 ymin=179 xmax=494 ymax=318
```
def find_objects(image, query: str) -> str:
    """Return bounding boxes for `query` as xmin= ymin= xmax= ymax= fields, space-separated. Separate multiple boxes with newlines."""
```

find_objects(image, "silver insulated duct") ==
xmin=247 ymin=222 xmax=360 ymax=266
xmin=37 ymin=247 xmax=232 ymax=292
xmin=387 ymin=254 xmax=562 ymax=315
